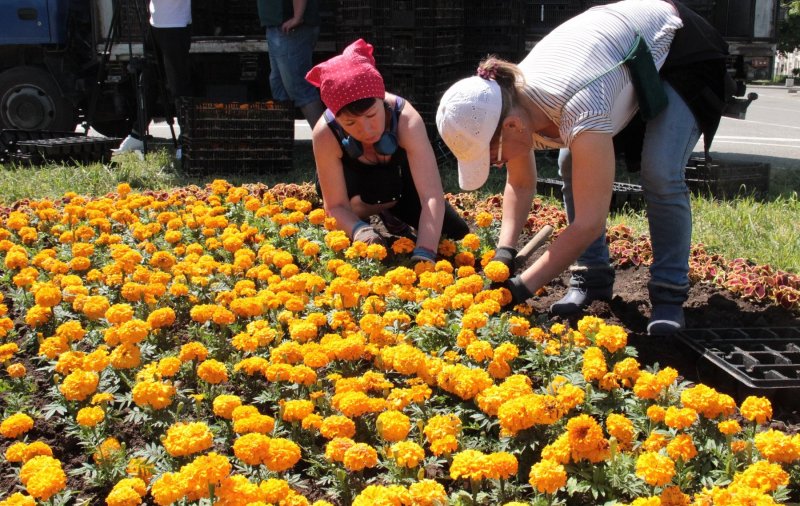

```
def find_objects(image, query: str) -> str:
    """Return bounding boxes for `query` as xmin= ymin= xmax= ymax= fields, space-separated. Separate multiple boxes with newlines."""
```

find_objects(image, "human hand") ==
xmin=493 ymin=246 xmax=518 ymax=273
xmin=281 ymin=17 xmax=303 ymax=33
xmin=353 ymin=225 xmax=385 ymax=245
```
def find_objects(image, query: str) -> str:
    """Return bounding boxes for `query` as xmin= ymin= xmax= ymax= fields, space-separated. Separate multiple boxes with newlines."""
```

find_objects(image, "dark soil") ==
xmin=530 ymin=265 xmax=800 ymax=426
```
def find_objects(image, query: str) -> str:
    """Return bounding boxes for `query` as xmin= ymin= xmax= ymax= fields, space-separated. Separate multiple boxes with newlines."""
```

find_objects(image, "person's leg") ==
xmin=550 ymin=148 xmax=614 ymax=315
xmin=266 ymin=28 xmax=290 ymax=102
xmin=280 ymin=25 xmax=324 ymax=128
xmin=639 ymin=82 xmax=701 ymax=335
xmin=151 ymin=25 xmax=192 ymax=104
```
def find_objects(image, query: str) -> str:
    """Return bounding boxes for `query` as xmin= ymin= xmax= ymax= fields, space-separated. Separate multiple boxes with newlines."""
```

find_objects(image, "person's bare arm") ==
xmin=282 ymin=0 xmax=307 ymax=32
xmin=518 ymin=131 xmax=615 ymax=291
xmin=398 ymin=101 xmax=446 ymax=253
xmin=498 ymin=150 xmax=537 ymax=250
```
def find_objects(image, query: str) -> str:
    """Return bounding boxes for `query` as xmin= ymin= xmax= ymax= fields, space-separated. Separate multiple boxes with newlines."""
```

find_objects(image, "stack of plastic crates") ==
xmin=334 ymin=0 xmax=379 ymax=57
xmin=526 ymin=0 xmax=585 ymax=40
xmin=1 ymin=130 xmax=119 ymax=165
xmin=180 ymin=99 xmax=294 ymax=176
xmin=370 ymin=0 xmax=468 ymax=144
xmin=465 ymin=0 xmax=527 ymax=65
xmin=685 ymin=156 xmax=770 ymax=200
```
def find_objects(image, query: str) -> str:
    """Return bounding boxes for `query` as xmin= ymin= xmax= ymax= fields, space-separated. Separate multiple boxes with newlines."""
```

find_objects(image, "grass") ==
xmin=1 ymin=142 xmax=798 ymax=274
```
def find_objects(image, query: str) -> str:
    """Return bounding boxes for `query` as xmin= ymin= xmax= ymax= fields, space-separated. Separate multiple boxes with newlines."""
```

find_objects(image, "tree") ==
xmin=778 ymin=0 xmax=800 ymax=54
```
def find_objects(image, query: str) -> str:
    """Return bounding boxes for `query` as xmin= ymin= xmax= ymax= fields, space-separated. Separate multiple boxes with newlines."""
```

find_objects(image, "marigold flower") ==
xmin=389 ymin=441 xmax=425 ymax=468
xmin=131 ymin=380 xmax=175 ymax=410
xmin=733 ymin=460 xmax=789 ymax=492
xmin=606 ymin=413 xmax=635 ymax=449
xmin=342 ymin=442 xmax=378 ymax=472
xmin=740 ymin=396 xmax=773 ymax=424
xmin=59 ymin=369 xmax=99 ymax=401
xmin=319 ymin=415 xmax=357 ymax=439
xmin=680 ymin=384 xmax=736 ymax=419
xmin=376 ymin=410 xmax=411 ymax=442
xmin=19 ymin=455 xmax=66 ymax=501
xmin=718 ymin=420 xmax=742 ymax=436
xmin=635 ymin=451 xmax=676 ymax=487
xmin=484 ymin=260 xmax=509 ymax=282
xmin=408 ymin=479 xmax=447 ymax=506
xmin=450 ymin=449 xmax=490 ymax=481
xmin=197 ymin=359 xmax=229 ymax=384
xmin=1 ymin=413 xmax=34 ymax=439
xmin=162 ymin=422 xmax=213 ymax=457
xmin=529 ymin=458 xmax=567 ymax=494
xmin=281 ymin=399 xmax=315 ymax=423
xmin=594 ymin=324 xmax=627 ymax=353
xmin=146 ymin=307 xmax=176 ymax=329
xmin=213 ymin=395 xmax=242 ymax=419
xmin=76 ymin=406 xmax=105 ymax=427
xmin=581 ymin=346 xmax=607 ymax=382
xmin=179 ymin=341 xmax=209 ymax=362
xmin=753 ymin=429 xmax=800 ymax=463
xmin=566 ymin=414 xmax=609 ymax=463
xmin=233 ymin=413 xmax=275 ymax=435
xmin=0 ymin=492 xmax=36 ymax=505
xmin=93 ymin=437 xmax=123 ymax=464
xmin=663 ymin=406 xmax=698 ymax=430
xmin=264 ymin=437 xmax=302 ymax=472
xmin=666 ymin=433 xmax=698 ymax=462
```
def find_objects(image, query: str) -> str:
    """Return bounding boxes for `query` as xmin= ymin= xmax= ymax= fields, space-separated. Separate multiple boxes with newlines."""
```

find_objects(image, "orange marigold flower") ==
xmin=733 ymin=460 xmax=789 ymax=492
xmin=105 ymin=303 xmax=134 ymax=324
xmin=647 ymin=405 xmax=667 ymax=423
xmin=179 ymin=341 xmax=209 ymax=362
xmin=264 ymin=437 xmax=302 ymax=472
xmin=213 ymin=395 xmax=242 ymax=419
xmin=319 ymin=415 xmax=356 ymax=440
xmin=197 ymin=359 xmax=229 ymax=384
xmin=581 ymin=347 xmax=607 ymax=382
xmin=60 ymin=369 xmax=99 ymax=401
xmin=1 ymin=413 xmax=34 ymax=439
xmin=483 ymin=260 xmax=509 ymax=283
xmin=342 ymin=442 xmax=378 ymax=472
xmin=281 ymin=399 xmax=315 ymax=423
xmin=388 ymin=441 xmax=425 ymax=468
xmin=606 ymin=413 xmax=635 ymax=449
xmin=718 ymin=420 xmax=742 ymax=436
xmin=664 ymin=406 xmax=698 ymax=431
xmin=594 ymin=324 xmax=627 ymax=353
xmin=566 ymin=414 xmax=609 ymax=463
xmin=666 ymin=433 xmax=698 ymax=462
xmin=450 ymin=449 xmax=490 ymax=481
xmin=376 ymin=410 xmax=411 ymax=442
xmin=753 ymin=429 xmax=800 ymax=463
xmin=162 ymin=422 xmax=213 ymax=458
xmin=19 ymin=455 xmax=66 ymax=501
xmin=146 ymin=307 xmax=176 ymax=329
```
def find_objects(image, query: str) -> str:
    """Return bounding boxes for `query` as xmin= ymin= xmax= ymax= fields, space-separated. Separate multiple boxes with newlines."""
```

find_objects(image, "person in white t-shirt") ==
xmin=115 ymin=0 xmax=193 ymax=154
xmin=437 ymin=0 xmax=730 ymax=335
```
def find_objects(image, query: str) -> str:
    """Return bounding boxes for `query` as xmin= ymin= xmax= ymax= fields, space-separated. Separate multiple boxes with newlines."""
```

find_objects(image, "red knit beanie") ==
xmin=305 ymin=39 xmax=385 ymax=115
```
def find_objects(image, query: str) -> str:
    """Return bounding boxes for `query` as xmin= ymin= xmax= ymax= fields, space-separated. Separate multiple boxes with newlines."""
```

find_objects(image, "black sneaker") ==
xmin=647 ymin=304 xmax=685 ymax=336
xmin=550 ymin=285 xmax=613 ymax=316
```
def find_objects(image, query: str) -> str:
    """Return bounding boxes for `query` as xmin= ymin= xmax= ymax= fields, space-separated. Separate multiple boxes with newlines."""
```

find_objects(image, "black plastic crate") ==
xmin=526 ymin=3 xmax=583 ymax=35
xmin=373 ymin=28 xmax=464 ymax=67
xmin=465 ymin=0 xmax=525 ymax=27
xmin=676 ymin=328 xmax=800 ymax=397
xmin=685 ymin=157 xmax=770 ymax=199
xmin=374 ymin=0 xmax=464 ymax=29
xmin=14 ymin=136 xmax=120 ymax=165
xmin=335 ymin=0 xmax=376 ymax=27
xmin=536 ymin=178 xmax=644 ymax=210
xmin=1 ymin=129 xmax=82 ymax=162
xmin=179 ymin=99 xmax=294 ymax=139
xmin=182 ymin=139 xmax=293 ymax=175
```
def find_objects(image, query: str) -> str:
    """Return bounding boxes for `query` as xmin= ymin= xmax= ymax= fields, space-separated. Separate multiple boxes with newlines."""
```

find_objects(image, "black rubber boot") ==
xmin=550 ymin=265 xmax=614 ymax=316
xmin=647 ymin=280 xmax=689 ymax=336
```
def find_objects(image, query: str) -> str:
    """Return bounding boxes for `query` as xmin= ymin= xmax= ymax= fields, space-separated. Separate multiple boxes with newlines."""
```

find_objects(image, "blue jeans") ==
xmin=558 ymin=82 xmax=701 ymax=304
xmin=266 ymin=25 xmax=320 ymax=107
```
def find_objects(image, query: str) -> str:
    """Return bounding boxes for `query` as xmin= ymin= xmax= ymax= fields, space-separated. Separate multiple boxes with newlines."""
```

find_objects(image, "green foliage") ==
xmin=778 ymin=1 xmax=800 ymax=54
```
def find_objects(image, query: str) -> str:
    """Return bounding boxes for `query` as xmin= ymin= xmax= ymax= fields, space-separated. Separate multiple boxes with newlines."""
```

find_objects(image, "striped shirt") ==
xmin=518 ymin=0 xmax=682 ymax=149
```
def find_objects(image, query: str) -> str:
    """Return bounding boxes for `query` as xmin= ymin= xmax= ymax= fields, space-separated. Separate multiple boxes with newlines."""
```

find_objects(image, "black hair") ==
xmin=336 ymin=97 xmax=379 ymax=117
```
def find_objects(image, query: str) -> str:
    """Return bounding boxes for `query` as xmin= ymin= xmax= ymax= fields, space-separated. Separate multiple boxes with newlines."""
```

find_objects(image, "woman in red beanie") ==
xmin=306 ymin=39 xmax=468 ymax=263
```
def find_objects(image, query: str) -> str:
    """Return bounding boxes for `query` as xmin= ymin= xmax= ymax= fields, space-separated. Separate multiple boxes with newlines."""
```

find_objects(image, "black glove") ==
xmin=353 ymin=225 xmax=385 ymax=245
xmin=410 ymin=246 xmax=436 ymax=264
xmin=503 ymin=276 xmax=534 ymax=309
xmin=493 ymin=246 xmax=518 ymax=272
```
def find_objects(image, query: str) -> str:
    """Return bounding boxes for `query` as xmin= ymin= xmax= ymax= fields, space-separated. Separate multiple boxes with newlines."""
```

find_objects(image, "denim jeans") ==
xmin=558 ymin=82 xmax=701 ymax=303
xmin=266 ymin=25 xmax=320 ymax=107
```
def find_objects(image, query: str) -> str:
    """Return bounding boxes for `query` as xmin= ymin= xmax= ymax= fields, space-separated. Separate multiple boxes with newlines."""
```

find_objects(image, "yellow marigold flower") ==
xmin=629 ymin=498 xmax=661 ymax=506
xmin=0 ymin=342 xmax=19 ymax=362
xmin=19 ymin=455 xmax=66 ymax=501
xmin=732 ymin=460 xmax=789 ymax=493
xmin=150 ymin=471 xmax=186 ymax=506
xmin=475 ymin=211 xmax=494 ymax=227
xmin=80 ymin=295 xmax=111 ymax=320
xmin=60 ymin=369 xmax=99 ymax=401
xmin=643 ymin=432 xmax=668 ymax=452
xmin=264 ymin=437 xmax=302 ymax=472
xmin=0 ymin=492 xmax=36 ymax=505
xmin=483 ymin=260 xmax=509 ymax=283
xmin=233 ymin=432 xmax=271 ymax=466
xmin=460 ymin=233 xmax=481 ymax=251
xmin=633 ymin=371 xmax=664 ymax=400
xmin=162 ymin=422 xmax=213 ymax=457
xmin=541 ymin=433 xmax=571 ymax=465
xmin=594 ymin=324 xmax=627 ymax=353
xmin=489 ymin=451 xmax=518 ymax=480
xmin=528 ymin=458 xmax=567 ymax=494
xmin=606 ymin=413 xmax=635 ymax=449
xmin=106 ymin=479 xmax=145 ymax=506
xmin=197 ymin=359 xmax=229 ymax=384
xmin=105 ymin=303 xmax=134 ymax=325
xmin=664 ymin=406 xmax=698 ymax=431
xmin=126 ymin=457 xmax=154 ymax=483
xmin=1 ymin=413 xmax=34 ymax=439
xmin=408 ymin=479 xmax=447 ymax=506
xmin=389 ymin=441 xmax=425 ymax=468
xmin=6 ymin=362 xmax=25 ymax=378
xmin=450 ymin=449 xmax=490 ymax=481
xmin=655 ymin=367 xmax=678 ymax=390
xmin=282 ymin=399 xmax=314 ymax=423
xmin=146 ymin=307 xmax=176 ymax=329
xmin=352 ymin=485 xmax=411 ymax=506
xmin=666 ymin=433 xmax=698 ymax=462
xmin=343 ymin=442 xmax=378 ymax=472
xmin=581 ymin=346 xmax=607 ymax=382
xmin=423 ymin=414 xmax=461 ymax=442
xmin=376 ymin=410 xmax=411 ymax=442
xmin=324 ymin=437 xmax=355 ymax=462
xmin=213 ymin=395 xmax=242 ymax=419
xmin=179 ymin=341 xmax=208 ymax=362
xmin=430 ymin=435 xmax=459 ymax=456
xmin=680 ymin=384 xmax=736 ymax=419
xmin=740 ymin=396 xmax=773 ymax=425
xmin=24 ymin=305 xmax=51 ymax=327
xmin=635 ymin=451 xmax=676 ymax=487
xmin=34 ymin=284 xmax=61 ymax=308
xmin=233 ymin=414 xmax=275 ymax=435
xmin=753 ymin=429 xmax=800 ymax=463
xmin=131 ymin=380 xmax=175 ymax=410
xmin=718 ymin=420 xmax=742 ymax=436
xmin=76 ymin=406 xmax=105 ymax=427
xmin=109 ymin=343 xmax=141 ymax=370
xmin=647 ymin=405 xmax=667 ymax=423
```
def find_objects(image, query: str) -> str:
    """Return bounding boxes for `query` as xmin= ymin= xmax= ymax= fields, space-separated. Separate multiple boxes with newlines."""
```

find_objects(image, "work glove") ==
xmin=410 ymin=246 xmax=436 ymax=264
xmin=501 ymin=275 xmax=534 ymax=310
xmin=493 ymin=246 xmax=518 ymax=273
xmin=352 ymin=221 xmax=385 ymax=245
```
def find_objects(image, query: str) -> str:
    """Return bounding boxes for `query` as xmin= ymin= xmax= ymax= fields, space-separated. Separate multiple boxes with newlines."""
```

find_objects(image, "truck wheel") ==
xmin=0 ymin=66 xmax=77 ymax=132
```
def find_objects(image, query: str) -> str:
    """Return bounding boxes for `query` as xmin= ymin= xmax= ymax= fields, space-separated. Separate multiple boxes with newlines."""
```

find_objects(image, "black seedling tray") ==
xmin=675 ymin=327 xmax=800 ymax=391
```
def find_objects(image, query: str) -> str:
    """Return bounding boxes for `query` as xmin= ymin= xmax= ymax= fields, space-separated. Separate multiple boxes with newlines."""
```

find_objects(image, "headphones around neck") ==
xmin=328 ymin=100 xmax=400 ymax=159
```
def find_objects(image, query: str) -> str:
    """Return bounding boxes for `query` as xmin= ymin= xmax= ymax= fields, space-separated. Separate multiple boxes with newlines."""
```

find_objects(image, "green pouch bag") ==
xmin=623 ymin=33 xmax=668 ymax=120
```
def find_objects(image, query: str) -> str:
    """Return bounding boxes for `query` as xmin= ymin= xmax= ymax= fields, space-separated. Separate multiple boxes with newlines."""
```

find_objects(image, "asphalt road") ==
xmin=699 ymin=85 xmax=800 ymax=170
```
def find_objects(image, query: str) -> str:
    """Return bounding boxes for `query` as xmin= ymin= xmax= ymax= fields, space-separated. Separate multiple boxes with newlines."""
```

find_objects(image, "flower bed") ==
xmin=0 ymin=181 xmax=798 ymax=505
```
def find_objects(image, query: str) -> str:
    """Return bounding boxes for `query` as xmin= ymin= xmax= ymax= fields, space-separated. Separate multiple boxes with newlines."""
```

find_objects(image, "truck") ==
xmin=0 ymin=0 xmax=780 ymax=137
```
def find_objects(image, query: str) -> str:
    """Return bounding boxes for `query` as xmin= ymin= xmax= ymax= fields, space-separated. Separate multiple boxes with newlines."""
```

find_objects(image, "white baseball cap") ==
xmin=436 ymin=76 xmax=502 ymax=191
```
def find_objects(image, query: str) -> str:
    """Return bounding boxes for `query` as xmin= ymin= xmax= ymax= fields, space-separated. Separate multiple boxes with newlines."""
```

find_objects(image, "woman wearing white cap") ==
xmin=307 ymin=39 xmax=468 ymax=263
xmin=436 ymin=0 xmax=730 ymax=335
